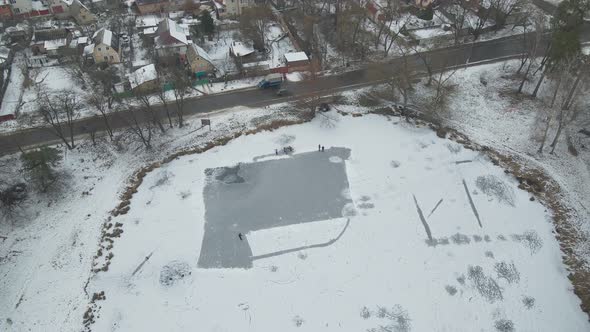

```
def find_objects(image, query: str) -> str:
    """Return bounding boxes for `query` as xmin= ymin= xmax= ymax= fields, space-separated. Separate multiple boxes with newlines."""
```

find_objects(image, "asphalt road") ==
xmin=0 ymin=28 xmax=587 ymax=155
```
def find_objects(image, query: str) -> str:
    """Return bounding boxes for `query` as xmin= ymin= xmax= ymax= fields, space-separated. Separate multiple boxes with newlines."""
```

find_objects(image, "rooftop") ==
xmin=129 ymin=63 xmax=157 ymax=89
xmin=284 ymin=51 xmax=309 ymax=63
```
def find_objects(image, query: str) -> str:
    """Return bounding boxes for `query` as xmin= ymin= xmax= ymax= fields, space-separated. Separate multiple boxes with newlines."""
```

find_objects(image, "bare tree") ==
xmin=133 ymin=91 xmax=165 ymax=133
xmin=443 ymin=0 xmax=471 ymax=45
xmin=388 ymin=44 xmax=415 ymax=111
xmin=433 ymin=65 xmax=459 ymax=105
xmin=87 ymin=93 xmax=114 ymax=140
xmin=87 ymin=66 xmax=118 ymax=110
xmin=489 ymin=0 xmax=523 ymax=28
xmin=548 ymin=58 xmax=587 ymax=153
xmin=121 ymin=106 xmax=153 ymax=150
xmin=38 ymin=89 xmax=81 ymax=150
xmin=517 ymin=14 xmax=545 ymax=93
xmin=335 ymin=1 xmax=370 ymax=58
xmin=155 ymin=69 xmax=174 ymax=129
xmin=171 ymin=68 xmax=191 ymax=128
xmin=239 ymin=5 xmax=273 ymax=51
xmin=537 ymin=54 xmax=588 ymax=153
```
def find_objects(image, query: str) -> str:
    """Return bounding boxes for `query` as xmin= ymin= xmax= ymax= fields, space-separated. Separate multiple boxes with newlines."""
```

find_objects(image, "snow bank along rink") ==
xmin=89 ymin=113 xmax=589 ymax=331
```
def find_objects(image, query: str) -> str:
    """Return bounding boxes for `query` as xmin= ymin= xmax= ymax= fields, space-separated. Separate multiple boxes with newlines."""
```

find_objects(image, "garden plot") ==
xmin=202 ymin=28 xmax=241 ymax=74
xmin=88 ymin=114 xmax=588 ymax=332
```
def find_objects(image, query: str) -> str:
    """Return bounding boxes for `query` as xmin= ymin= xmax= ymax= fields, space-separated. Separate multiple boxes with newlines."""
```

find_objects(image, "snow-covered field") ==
xmin=2 ymin=101 xmax=587 ymax=331
xmin=87 ymin=114 xmax=588 ymax=332
xmin=436 ymin=60 xmax=590 ymax=253
xmin=1 ymin=57 xmax=589 ymax=332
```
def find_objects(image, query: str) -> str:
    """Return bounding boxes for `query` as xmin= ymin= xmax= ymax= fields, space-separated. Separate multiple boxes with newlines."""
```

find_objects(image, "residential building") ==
xmin=8 ymin=0 xmax=32 ymax=17
xmin=135 ymin=0 xmax=181 ymax=15
xmin=129 ymin=63 xmax=158 ymax=92
xmin=31 ymin=27 xmax=70 ymax=55
xmin=47 ymin=0 xmax=68 ymax=17
xmin=186 ymin=43 xmax=215 ymax=77
xmin=0 ymin=0 xmax=13 ymax=19
xmin=224 ymin=0 xmax=265 ymax=16
xmin=68 ymin=0 xmax=96 ymax=25
xmin=86 ymin=28 xmax=121 ymax=64
xmin=8 ymin=0 xmax=52 ymax=17
xmin=155 ymin=18 xmax=190 ymax=63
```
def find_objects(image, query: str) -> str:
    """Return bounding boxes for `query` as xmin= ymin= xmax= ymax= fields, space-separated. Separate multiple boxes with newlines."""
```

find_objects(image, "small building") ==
xmin=229 ymin=41 xmax=254 ymax=58
xmin=284 ymin=51 xmax=310 ymax=72
xmin=9 ymin=0 xmax=52 ymax=18
xmin=48 ymin=0 xmax=68 ymax=17
xmin=68 ymin=0 xmax=96 ymax=25
xmin=30 ymin=0 xmax=51 ymax=16
xmin=31 ymin=28 xmax=70 ymax=56
xmin=187 ymin=43 xmax=215 ymax=77
xmin=5 ymin=24 xmax=28 ymax=43
xmin=135 ymin=14 xmax=162 ymax=30
xmin=129 ymin=63 xmax=158 ymax=92
xmin=155 ymin=18 xmax=190 ymax=63
xmin=9 ymin=0 xmax=32 ymax=17
xmin=87 ymin=28 xmax=121 ymax=64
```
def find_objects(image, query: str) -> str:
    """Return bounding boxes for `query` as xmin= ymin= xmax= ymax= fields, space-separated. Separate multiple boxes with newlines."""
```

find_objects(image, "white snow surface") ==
xmin=70 ymin=115 xmax=587 ymax=331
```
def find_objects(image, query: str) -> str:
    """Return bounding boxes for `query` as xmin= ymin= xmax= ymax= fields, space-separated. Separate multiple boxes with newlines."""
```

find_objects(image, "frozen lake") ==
xmin=198 ymin=147 xmax=352 ymax=268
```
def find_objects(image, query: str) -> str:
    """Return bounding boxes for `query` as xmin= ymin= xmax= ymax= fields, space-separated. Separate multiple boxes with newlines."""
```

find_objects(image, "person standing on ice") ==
xmin=318 ymin=144 xmax=321 ymax=151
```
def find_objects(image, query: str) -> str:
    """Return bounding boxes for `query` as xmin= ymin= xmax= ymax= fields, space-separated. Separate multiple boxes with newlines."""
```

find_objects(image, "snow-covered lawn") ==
xmin=0 ymin=55 xmax=25 ymax=118
xmin=0 ymin=64 xmax=93 ymax=133
xmin=202 ymin=28 xmax=240 ymax=74
xmin=266 ymin=23 xmax=297 ymax=68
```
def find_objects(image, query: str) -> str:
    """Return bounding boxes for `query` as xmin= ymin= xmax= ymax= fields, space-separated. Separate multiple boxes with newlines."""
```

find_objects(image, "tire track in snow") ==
xmin=427 ymin=198 xmax=444 ymax=218
xmin=463 ymin=179 xmax=483 ymax=228
xmin=412 ymin=195 xmax=432 ymax=241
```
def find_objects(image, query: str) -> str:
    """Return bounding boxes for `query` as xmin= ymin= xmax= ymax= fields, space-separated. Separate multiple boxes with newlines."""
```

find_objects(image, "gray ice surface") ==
xmin=198 ymin=147 xmax=352 ymax=268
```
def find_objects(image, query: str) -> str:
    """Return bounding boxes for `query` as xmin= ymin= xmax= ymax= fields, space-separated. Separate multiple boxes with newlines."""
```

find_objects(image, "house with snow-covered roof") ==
xmin=30 ymin=27 xmax=71 ymax=56
xmin=86 ymin=28 xmax=121 ymax=64
xmin=155 ymin=18 xmax=191 ymax=63
xmin=68 ymin=0 xmax=95 ymax=25
xmin=187 ymin=43 xmax=215 ymax=77
xmin=283 ymin=51 xmax=310 ymax=72
xmin=129 ymin=63 xmax=159 ymax=92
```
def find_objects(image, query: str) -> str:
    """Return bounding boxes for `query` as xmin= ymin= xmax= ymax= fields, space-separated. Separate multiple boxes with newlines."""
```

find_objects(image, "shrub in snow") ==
xmin=159 ymin=261 xmax=191 ymax=287
xmin=467 ymin=265 xmax=503 ymax=303
xmin=494 ymin=319 xmax=514 ymax=332
xmin=475 ymin=175 xmax=515 ymax=206
xmin=494 ymin=261 xmax=520 ymax=284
